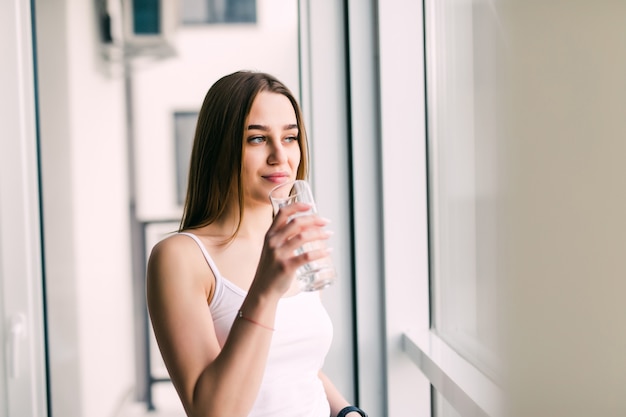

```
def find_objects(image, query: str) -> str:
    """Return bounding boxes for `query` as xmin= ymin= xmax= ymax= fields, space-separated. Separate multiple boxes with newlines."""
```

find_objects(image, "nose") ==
xmin=267 ymin=140 xmax=288 ymax=165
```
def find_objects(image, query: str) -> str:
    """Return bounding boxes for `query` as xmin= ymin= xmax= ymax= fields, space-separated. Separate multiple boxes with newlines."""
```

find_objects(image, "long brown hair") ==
xmin=179 ymin=71 xmax=309 ymax=239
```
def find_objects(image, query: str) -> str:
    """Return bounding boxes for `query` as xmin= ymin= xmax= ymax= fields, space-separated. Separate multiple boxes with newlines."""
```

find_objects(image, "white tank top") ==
xmin=179 ymin=232 xmax=333 ymax=417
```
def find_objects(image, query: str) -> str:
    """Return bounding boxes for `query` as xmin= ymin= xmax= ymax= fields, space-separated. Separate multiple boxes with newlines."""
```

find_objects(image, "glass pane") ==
xmin=425 ymin=0 xmax=502 ymax=379
xmin=133 ymin=0 xmax=160 ymax=34
xmin=38 ymin=0 xmax=302 ymax=415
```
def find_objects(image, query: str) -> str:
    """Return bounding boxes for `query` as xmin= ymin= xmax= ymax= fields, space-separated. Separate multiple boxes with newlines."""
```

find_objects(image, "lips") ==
xmin=263 ymin=172 xmax=290 ymax=184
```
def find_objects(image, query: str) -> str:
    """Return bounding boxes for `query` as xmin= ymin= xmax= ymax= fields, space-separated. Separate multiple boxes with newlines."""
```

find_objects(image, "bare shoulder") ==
xmin=147 ymin=233 xmax=214 ymax=300
xmin=146 ymin=233 xmax=222 ymax=404
xmin=148 ymin=233 xmax=201 ymax=273
xmin=149 ymin=233 xmax=201 ymax=262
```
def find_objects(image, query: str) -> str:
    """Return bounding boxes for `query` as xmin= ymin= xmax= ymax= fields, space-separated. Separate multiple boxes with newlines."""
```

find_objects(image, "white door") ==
xmin=0 ymin=0 xmax=49 ymax=416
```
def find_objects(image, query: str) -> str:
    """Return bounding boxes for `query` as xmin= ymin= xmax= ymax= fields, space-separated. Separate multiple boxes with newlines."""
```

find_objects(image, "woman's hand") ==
xmin=250 ymin=202 xmax=332 ymax=297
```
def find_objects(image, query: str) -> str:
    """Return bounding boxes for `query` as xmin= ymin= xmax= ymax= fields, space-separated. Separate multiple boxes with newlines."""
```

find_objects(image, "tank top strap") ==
xmin=177 ymin=232 xmax=225 ymax=303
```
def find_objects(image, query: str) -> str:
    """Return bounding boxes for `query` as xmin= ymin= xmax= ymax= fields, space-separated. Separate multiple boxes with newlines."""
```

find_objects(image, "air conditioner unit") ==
xmin=123 ymin=0 xmax=179 ymax=52
xmin=99 ymin=0 xmax=180 ymax=63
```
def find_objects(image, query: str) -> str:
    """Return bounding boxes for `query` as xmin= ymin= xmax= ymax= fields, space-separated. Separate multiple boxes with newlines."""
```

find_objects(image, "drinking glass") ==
xmin=269 ymin=180 xmax=336 ymax=291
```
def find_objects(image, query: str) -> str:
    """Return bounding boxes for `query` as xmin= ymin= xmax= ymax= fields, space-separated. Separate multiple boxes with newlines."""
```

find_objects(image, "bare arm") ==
xmin=319 ymin=371 xmax=350 ymax=416
xmin=147 ymin=203 xmax=332 ymax=417
xmin=147 ymin=236 xmax=275 ymax=417
xmin=319 ymin=371 xmax=365 ymax=417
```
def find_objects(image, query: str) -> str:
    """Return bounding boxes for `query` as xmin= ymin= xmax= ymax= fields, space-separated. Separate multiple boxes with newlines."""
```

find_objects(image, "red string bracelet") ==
xmin=237 ymin=310 xmax=275 ymax=331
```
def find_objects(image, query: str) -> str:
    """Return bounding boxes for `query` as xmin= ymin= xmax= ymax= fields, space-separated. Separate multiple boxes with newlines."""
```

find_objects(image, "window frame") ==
xmin=374 ymin=0 xmax=503 ymax=416
xmin=375 ymin=0 xmax=432 ymax=415
xmin=0 ymin=0 xmax=49 ymax=415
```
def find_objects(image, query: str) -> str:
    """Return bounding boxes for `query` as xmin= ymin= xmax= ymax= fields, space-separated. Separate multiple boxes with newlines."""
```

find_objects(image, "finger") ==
xmin=292 ymin=246 xmax=334 ymax=266
xmin=264 ymin=221 xmax=328 ymax=255
xmin=268 ymin=212 xmax=329 ymax=242
xmin=273 ymin=202 xmax=315 ymax=224
xmin=266 ymin=225 xmax=331 ymax=254
xmin=281 ymin=228 xmax=334 ymax=254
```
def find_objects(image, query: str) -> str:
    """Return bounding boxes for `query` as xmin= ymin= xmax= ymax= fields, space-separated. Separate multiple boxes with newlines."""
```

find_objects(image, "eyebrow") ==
xmin=247 ymin=124 xmax=298 ymax=131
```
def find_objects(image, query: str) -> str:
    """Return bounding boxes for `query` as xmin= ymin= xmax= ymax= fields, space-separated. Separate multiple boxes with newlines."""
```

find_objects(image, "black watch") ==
xmin=337 ymin=405 xmax=368 ymax=417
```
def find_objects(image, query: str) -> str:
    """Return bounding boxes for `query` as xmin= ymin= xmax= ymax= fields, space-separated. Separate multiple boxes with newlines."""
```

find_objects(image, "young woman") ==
xmin=146 ymin=71 xmax=367 ymax=417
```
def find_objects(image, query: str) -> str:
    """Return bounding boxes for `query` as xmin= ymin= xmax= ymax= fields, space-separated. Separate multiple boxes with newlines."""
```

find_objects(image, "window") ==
xmin=425 ymin=0 xmax=502 ymax=380
xmin=1 ymin=1 xmax=48 ymax=415
xmin=132 ymin=0 xmax=161 ymax=34
xmin=181 ymin=0 xmax=256 ymax=24
xmin=377 ymin=0 xmax=504 ymax=415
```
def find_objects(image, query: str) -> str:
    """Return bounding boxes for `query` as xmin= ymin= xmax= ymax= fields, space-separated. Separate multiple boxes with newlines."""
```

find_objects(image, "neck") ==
xmin=214 ymin=202 xmax=274 ymax=241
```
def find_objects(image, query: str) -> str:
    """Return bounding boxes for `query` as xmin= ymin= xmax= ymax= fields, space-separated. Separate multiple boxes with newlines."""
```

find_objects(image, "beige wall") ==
xmin=501 ymin=2 xmax=626 ymax=415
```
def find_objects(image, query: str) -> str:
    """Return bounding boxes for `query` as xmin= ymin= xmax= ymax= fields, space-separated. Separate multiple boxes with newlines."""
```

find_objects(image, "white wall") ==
xmin=132 ymin=0 xmax=300 ymax=221
xmin=36 ymin=1 xmax=135 ymax=416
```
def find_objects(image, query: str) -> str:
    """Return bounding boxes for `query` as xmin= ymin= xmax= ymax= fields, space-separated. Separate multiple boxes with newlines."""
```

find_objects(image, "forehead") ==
xmin=247 ymin=92 xmax=297 ymax=126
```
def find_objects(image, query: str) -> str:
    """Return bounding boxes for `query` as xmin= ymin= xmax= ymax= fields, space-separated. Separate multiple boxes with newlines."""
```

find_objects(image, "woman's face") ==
xmin=241 ymin=91 xmax=301 ymax=207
